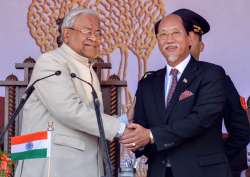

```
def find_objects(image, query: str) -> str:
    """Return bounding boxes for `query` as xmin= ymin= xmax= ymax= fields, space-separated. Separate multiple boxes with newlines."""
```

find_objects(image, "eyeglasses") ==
xmin=157 ymin=30 xmax=185 ymax=40
xmin=66 ymin=27 xmax=102 ymax=38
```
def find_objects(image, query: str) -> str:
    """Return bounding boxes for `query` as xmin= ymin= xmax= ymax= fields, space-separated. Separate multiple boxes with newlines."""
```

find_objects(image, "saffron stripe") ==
xmin=11 ymin=131 xmax=48 ymax=145
xmin=11 ymin=149 xmax=48 ymax=161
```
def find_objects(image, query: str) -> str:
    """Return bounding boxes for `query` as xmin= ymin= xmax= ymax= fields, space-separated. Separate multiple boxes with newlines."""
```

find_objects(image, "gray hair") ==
xmin=60 ymin=7 xmax=98 ymax=41
xmin=61 ymin=7 xmax=98 ymax=29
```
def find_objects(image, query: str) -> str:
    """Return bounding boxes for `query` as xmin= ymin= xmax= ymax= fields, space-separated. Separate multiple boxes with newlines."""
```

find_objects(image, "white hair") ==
xmin=60 ymin=7 xmax=98 ymax=42
xmin=61 ymin=7 xmax=98 ymax=29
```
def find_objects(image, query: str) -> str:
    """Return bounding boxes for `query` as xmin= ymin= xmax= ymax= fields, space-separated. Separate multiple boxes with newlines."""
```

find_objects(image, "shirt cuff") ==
xmin=118 ymin=114 xmax=129 ymax=125
xmin=116 ymin=122 xmax=126 ymax=138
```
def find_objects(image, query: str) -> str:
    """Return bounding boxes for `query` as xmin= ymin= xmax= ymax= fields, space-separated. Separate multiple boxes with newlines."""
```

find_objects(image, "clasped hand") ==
xmin=120 ymin=123 xmax=151 ymax=151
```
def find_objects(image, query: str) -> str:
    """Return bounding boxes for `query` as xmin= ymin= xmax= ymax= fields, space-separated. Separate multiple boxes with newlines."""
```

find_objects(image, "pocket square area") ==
xmin=179 ymin=90 xmax=194 ymax=101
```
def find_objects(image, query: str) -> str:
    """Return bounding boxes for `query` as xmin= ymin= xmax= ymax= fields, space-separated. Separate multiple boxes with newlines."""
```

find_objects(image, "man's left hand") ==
xmin=120 ymin=123 xmax=150 ymax=151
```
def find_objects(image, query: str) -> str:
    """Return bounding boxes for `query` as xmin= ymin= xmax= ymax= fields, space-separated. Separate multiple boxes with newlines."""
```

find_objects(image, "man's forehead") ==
xmin=159 ymin=26 xmax=181 ymax=31
xmin=159 ymin=15 xmax=183 ymax=31
xmin=74 ymin=14 xmax=100 ymax=26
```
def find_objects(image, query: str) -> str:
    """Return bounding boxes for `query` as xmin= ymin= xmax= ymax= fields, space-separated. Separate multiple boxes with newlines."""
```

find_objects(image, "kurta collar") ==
xmin=61 ymin=43 xmax=94 ymax=66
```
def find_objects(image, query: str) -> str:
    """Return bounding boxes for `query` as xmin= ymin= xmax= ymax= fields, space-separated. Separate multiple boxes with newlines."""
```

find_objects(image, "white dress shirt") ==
xmin=164 ymin=55 xmax=191 ymax=107
xmin=164 ymin=54 xmax=191 ymax=167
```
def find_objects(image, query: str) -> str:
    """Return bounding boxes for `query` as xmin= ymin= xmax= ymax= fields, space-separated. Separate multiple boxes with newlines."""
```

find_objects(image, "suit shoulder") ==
xmin=140 ymin=68 xmax=165 ymax=82
xmin=224 ymin=75 xmax=240 ymax=98
xmin=199 ymin=61 xmax=225 ymax=76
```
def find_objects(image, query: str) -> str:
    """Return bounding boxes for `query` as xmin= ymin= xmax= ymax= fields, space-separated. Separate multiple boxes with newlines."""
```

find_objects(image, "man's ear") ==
xmin=62 ymin=29 xmax=70 ymax=43
xmin=200 ymin=41 xmax=205 ymax=52
xmin=187 ymin=33 xmax=192 ymax=47
xmin=188 ymin=31 xmax=195 ymax=42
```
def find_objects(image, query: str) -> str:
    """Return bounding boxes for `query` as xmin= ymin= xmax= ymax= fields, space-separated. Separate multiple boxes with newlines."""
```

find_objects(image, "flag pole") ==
xmin=47 ymin=121 xmax=54 ymax=177
xmin=47 ymin=157 xmax=51 ymax=177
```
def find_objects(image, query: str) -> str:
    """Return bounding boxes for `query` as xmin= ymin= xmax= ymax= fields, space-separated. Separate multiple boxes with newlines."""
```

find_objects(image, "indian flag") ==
xmin=11 ymin=131 xmax=51 ymax=161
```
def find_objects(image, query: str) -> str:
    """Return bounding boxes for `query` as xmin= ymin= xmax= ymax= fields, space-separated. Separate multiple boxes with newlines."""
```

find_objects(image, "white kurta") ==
xmin=14 ymin=44 xmax=120 ymax=177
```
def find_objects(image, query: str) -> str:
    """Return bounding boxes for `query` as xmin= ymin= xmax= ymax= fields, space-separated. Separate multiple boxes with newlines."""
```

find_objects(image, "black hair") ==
xmin=154 ymin=19 xmax=161 ymax=35
xmin=154 ymin=15 xmax=192 ymax=36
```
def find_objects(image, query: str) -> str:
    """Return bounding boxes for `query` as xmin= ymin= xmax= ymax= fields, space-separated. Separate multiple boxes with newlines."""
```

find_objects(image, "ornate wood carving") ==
xmin=5 ymin=75 xmax=18 ymax=153
xmin=107 ymin=75 xmax=121 ymax=177
xmin=27 ymin=0 xmax=166 ymax=107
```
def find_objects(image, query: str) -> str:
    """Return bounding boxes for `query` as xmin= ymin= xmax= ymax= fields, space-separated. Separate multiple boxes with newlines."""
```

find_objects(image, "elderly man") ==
xmin=14 ymin=7 xmax=130 ymax=177
xmin=121 ymin=12 xmax=233 ymax=177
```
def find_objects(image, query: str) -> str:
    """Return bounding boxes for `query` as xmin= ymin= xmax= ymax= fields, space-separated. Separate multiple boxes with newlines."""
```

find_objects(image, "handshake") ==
xmin=119 ymin=99 xmax=154 ymax=152
xmin=120 ymin=123 xmax=153 ymax=152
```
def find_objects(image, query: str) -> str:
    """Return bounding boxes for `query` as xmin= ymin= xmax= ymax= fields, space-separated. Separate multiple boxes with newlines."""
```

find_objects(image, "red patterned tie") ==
xmin=166 ymin=68 xmax=179 ymax=104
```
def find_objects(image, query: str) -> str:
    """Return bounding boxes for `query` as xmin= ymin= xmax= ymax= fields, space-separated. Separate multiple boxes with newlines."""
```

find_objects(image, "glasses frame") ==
xmin=66 ymin=27 xmax=102 ymax=39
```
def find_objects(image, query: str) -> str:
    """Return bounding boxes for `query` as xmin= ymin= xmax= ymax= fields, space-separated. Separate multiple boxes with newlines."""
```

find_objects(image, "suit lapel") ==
xmin=152 ymin=68 xmax=166 ymax=122
xmin=164 ymin=57 xmax=200 ymax=123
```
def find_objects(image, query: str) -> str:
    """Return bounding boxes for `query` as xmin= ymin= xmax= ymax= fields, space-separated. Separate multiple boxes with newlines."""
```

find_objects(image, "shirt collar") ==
xmin=166 ymin=54 xmax=191 ymax=76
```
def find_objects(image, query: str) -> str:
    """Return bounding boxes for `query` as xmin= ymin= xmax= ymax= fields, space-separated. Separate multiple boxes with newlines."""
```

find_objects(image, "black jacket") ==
xmin=134 ymin=57 xmax=239 ymax=177
xmin=223 ymin=75 xmax=250 ymax=177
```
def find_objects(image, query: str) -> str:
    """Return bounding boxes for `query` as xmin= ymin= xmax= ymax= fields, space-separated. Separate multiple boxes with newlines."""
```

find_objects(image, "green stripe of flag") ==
xmin=11 ymin=149 xmax=48 ymax=160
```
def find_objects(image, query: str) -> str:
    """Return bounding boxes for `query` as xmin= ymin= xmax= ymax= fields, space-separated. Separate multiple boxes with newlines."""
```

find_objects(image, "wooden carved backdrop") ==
xmin=28 ymin=0 xmax=166 ymax=106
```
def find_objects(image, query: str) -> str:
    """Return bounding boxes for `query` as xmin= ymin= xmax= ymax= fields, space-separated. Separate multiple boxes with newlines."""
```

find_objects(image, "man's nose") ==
xmin=166 ymin=33 xmax=175 ymax=42
xmin=87 ymin=35 xmax=97 ymax=41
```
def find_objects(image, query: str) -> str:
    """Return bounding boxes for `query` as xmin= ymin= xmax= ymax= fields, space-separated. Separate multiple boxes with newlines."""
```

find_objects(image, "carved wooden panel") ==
xmin=28 ymin=0 xmax=166 ymax=81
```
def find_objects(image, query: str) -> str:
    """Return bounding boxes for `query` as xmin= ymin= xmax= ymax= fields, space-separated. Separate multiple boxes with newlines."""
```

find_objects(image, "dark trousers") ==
xmin=165 ymin=167 xmax=174 ymax=177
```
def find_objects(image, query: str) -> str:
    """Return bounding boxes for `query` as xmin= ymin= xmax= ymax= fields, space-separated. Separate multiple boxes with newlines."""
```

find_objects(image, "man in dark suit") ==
xmin=171 ymin=9 xmax=250 ymax=177
xmin=121 ymin=10 xmax=250 ymax=177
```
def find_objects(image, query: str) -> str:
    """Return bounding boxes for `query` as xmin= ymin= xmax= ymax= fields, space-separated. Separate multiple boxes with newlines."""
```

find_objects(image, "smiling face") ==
xmin=157 ymin=15 xmax=191 ymax=67
xmin=63 ymin=13 xmax=101 ymax=59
